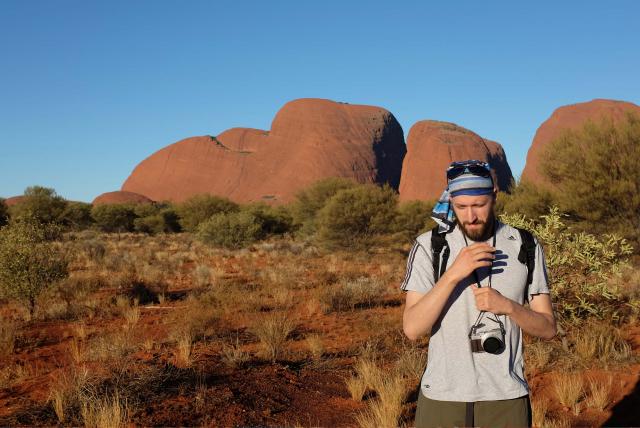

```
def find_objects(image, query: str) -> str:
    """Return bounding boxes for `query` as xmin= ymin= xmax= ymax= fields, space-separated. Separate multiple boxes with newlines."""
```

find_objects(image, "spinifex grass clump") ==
xmin=501 ymin=207 xmax=637 ymax=326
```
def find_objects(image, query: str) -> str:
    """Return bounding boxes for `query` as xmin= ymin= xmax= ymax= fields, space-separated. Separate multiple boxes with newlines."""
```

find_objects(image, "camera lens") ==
xmin=482 ymin=336 xmax=503 ymax=354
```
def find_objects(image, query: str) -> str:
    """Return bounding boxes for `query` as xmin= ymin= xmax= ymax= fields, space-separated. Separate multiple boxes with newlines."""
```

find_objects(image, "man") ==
xmin=400 ymin=160 xmax=556 ymax=428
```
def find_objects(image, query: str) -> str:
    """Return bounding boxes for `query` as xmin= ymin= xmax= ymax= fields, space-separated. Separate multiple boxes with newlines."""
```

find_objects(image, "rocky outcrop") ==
xmin=4 ymin=196 xmax=25 ymax=207
xmin=92 ymin=190 xmax=153 ymax=205
xmin=121 ymin=98 xmax=406 ymax=204
xmin=522 ymin=99 xmax=640 ymax=185
xmin=398 ymin=121 xmax=513 ymax=201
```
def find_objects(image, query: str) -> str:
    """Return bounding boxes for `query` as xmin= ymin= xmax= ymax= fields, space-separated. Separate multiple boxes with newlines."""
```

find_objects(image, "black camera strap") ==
xmin=464 ymin=220 xmax=504 ymax=337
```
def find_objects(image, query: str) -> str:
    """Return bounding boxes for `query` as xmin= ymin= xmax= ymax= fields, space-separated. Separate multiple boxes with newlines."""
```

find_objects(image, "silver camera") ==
xmin=469 ymin=326 xmax=505 ymax=354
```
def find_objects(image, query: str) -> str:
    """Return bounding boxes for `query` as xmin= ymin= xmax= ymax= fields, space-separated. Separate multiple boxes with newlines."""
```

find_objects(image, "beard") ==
xmin=457 ymin=213 xmax=495 ymax=242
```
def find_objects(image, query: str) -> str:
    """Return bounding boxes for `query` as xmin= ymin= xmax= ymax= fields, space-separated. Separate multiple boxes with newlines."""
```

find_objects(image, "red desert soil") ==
xmin=398 ymin=120 xmax=513 ymax=202
xmin=521 ymin=98 xmax=640 ymax=186
xmin=121 ymin=98 xmax=406 ymax=204
xmin=1 ymin=246 xmax=638 ymax=427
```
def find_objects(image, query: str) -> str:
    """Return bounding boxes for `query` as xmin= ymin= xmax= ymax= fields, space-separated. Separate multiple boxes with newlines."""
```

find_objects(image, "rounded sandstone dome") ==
xmin=399 ymin=121 xmax=513 ymax=202
xmin=522 ymin=99 xmax=640 ymax=185
xmin=92 ymin=190 xmax=153 ymax=206
xmin=122 ymin=98 xmax=406 ymax=204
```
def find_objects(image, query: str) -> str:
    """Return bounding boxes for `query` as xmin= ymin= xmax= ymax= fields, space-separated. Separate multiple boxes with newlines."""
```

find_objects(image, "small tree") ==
xmin=540 ymin=113 xmax=640 ymax=243
xmin=9 ymin=186 xmax=67 ymax=224
xmin=316 ymin=184 xmax=398 ymax=248
xmin=0 ymin=198 xmax=8 ymax=227
xmin=91 ymin=204 xmax=137 ymax=232
xmin=290 ymin=177 xmax=358 ymax=236
xmin=177 ymin=194 xmax=239 ymax=232
xmin=0 ymin=221 xmax=68 ymax=318
xmin=60 ymin=201 xmax=93 ymax=230
xmin=393 ymin=199 xmax=436 ymax=240
xmin=197 ymin=211 xmax=263 ymax=249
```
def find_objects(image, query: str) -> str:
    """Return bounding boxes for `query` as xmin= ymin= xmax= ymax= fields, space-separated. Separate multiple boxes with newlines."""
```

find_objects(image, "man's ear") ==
xmin=492 ymin=187 xmax=498 ymax=200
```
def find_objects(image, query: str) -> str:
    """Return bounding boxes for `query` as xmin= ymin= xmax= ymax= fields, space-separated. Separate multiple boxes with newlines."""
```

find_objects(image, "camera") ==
xmin=469 ymin=325 xmax=505 ymax=354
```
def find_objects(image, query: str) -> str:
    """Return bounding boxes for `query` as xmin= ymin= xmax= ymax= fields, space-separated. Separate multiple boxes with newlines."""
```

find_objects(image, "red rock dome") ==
xmin=398 ymin=121 xmax=513 ymax=202
xmin=92 ymin=191 xmax=153 ymax=205
xmin=122 ymin=98 xmax=406 ymax=204
xmin=4 ymin=196 xmax=25 ymax=207
xmin=522 ymin=99 xmax=640 ymax=185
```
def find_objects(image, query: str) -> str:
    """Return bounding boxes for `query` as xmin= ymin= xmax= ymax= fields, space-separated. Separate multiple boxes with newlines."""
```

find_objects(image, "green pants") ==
xmin=415 ymin=391 xmax=531 ymax=428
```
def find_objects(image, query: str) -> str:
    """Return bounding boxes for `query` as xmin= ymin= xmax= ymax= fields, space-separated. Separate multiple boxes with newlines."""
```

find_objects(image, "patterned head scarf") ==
xmin=431 ymin=160 xmax=495 ymax=233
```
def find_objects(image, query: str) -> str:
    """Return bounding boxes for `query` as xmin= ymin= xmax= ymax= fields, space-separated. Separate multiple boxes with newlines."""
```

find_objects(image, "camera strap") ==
xmin=464 ymin=221 xmax=502 ymax=338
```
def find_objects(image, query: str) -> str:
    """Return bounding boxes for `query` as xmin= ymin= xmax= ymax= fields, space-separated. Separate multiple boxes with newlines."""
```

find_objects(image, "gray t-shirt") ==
xmin=400 ymin=222 xmax=550 ymax=402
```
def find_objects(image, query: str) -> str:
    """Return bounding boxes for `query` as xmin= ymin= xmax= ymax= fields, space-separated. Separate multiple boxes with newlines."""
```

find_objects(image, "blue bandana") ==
xmin=431 ymin=163 xmax=494 ymax=233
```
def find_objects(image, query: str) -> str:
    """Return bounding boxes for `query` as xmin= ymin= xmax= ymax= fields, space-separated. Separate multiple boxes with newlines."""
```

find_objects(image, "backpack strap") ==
xmin=431 ymin=226 xmax=451 ymax=282
xmin=516 ymin=228 xmax=536 ymax=301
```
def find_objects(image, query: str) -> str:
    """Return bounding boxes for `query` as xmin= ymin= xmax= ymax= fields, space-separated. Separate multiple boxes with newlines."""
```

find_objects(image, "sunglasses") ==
xmin=446 ymin=161 xmax=491 ymax=181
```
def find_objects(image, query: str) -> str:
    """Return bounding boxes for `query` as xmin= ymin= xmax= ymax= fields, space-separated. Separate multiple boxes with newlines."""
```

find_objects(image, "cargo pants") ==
xmin=414 ymin=391 xmax=532 ymax=428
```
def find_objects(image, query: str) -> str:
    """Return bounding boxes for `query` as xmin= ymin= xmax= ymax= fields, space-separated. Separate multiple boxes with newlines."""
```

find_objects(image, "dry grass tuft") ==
xmin=318 ymin=277 xmax=386 ymax=313
xmin=250 ymin=312 xmax=296 ymax=361
xmin=174 ymin=331 xmax=194 ymax=368
xmin=0 ymin=317 xmax=17 ymax=357
xmin=525 ymin=339 xmax=554 ymax=374
xmin=48 ymin=366 xmax=91 ymax=423
xmin=221 ymin=336 xmax=250 ymax=368
xmin=531 ymin=397 xmax=549 ymax=428
xmin=80 ymin=391 xmax=129 ymax=428
xmin=354 ymin=373 xmax=405 ymax=428
xmin=585 ymin=374 xmax=613 ymax=411
xmin=553 ymin=372 xmax=584 ymax=415
xmin=305 ymin=333 xmax=325 ymax=361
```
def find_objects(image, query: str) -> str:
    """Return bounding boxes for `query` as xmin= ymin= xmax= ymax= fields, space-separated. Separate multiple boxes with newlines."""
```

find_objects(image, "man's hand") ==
xmin=471 ymin=285 xmax=514 ymax=315
xmin=446 ymin=243 xmax=496 ymax=283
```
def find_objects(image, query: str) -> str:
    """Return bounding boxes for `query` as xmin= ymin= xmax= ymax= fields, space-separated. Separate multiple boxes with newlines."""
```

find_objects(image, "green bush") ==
xmin=393 ymin=200 xmax=436 ymax=239
xmin=242 ymin=202 xmax=293 ymax=235
xmin=501 ymin=207 xmax=636 ymax=326
xmin=133 ymin=203 xmax=181 ymax=234
xmin=197 ymin=211 xmax=263 ymax=249
xmin=291 ymin=177 xmax=358 ymax=236
xmin=8 ymin=186 xmax=67 ymax=224
xmin=91 ymin=204 xmax=137 ymax=232
xmin=177 ymin=194 xmax=239 ymax=232
xmin=495 ymin=180 xmax=555 ymax=220
xmin=540 ymin=113 xmax=640 ymax=244
xmin=0 ymin=220 xmax=68 ymax=318
xmin=316 ymin=184 xmax=398 ymax=248
xmin=0 ymin=198 xmax=8 ymax=227
xmin=60 ymin=201 xmax=93 ymax=230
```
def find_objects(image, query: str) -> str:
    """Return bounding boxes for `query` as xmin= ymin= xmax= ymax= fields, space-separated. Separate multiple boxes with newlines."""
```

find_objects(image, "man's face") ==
xmin=451 ymin=193 xmax=496 ymax=241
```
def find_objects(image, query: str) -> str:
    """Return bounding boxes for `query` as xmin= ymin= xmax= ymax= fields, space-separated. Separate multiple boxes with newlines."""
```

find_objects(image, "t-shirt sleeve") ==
xmin=400 ymin=240 xmax=435 ymax=293
xmin=527 ymin=237 xmax=550 ymax=301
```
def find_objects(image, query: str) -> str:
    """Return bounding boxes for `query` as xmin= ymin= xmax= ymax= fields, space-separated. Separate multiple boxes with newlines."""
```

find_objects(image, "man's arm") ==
xmin=471 ymin=287 xmax=556 ymax=339
xmin=403 ymin=242 xmax=496 ymax=341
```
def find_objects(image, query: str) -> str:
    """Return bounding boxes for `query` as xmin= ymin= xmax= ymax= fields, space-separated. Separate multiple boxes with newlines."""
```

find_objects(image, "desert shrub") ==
xmin=241 ymin=202 xmax=293 ymax=235
xmin=501 ymin=207 xmax=637 ymax=326
xmin=495 ymin=180 xmax=555 ymax=220
xmin=0 ymin=198 xmax=8 ymax=227
xmin=0 ymin=220 xmax=68 ymax=318
xmin=393 ymin=200 xmax=435 ymax=239
xmin=60 ymin=201 xmax=93 ymax=230
xmin=197 ymin=211 xmax=263 ymax=249
xmin=9 ymin=185 xmax=68 ymax=224
xmin=91 ymin=204 xmax=136 ymax=232
xmin=316 ymin=184 xmax=397 ymax=248
xmin=291 ymin=177 xmax=358 ymax=236
xmin=133 ymin=204 xmax=181 ymax=234
xmin=540 ymin=113 xmax=640 ymax=244
xmin=177 ymin=194 xmax=239 ymax=232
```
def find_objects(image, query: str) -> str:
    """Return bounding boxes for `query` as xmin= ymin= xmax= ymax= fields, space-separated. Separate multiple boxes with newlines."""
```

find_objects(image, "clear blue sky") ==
xmin=1 ymin=0 xmax=639 ymax=202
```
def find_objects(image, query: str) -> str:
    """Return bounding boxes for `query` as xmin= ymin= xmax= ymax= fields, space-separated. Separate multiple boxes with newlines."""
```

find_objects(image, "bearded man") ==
xmin=400 ymin=160 xmax=556 ymax=428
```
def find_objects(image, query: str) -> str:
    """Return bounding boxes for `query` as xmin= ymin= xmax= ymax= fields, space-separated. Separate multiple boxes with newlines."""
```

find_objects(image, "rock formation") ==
xmin=398 ymin=121 xmax=513 ymax=202
xmin=522 ymin=99 xmax=640 ymax=185
xmin=121 ymin=98 xmax=406 ymax=204
xmin=4 ymin=196 xmax=25 ymax=207
xmin=92 ymin=190 xmax=153 ymax=205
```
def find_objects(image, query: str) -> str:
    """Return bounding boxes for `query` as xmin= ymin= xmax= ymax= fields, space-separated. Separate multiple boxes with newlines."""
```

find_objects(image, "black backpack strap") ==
xmin=516 ymin=228 xmax=537 ymax=301
xmin=431 ymin=226 xmax=450 ymax=282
